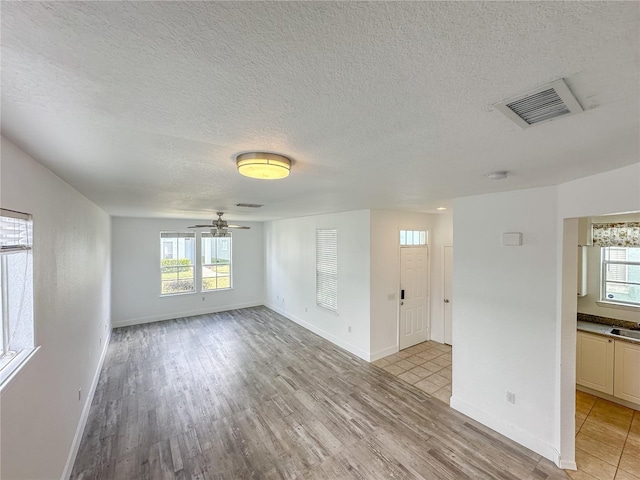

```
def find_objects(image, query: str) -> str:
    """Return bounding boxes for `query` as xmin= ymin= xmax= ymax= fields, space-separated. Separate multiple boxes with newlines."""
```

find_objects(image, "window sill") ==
xmin=596 ymin=301 xmax=640 ymax=312
xmin=159 ymin=288 xmax=233 ymax=298
xmin=0 ymin=346 xmax=40 ymax=393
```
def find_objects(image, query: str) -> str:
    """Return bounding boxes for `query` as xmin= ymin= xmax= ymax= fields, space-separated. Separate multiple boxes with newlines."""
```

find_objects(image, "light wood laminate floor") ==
xmin=71 ymin=306 xmax=569 ymax=479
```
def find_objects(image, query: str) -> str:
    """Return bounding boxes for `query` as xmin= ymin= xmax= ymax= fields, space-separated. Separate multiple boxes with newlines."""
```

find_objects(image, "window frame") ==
xmin=600 ymin=246 xmax=640 ymax=308
xmin=159 ymin=231 xmax=233 ymax=297
xmin=160 ymin=232 xmax=197 ymax=296
xmin=0 ymin=208 xmax=37 ymax=389
xmin=201 ymin=233 xmax=233 ymax=292
xmin=400 ymin=230 xmax=428 ymax=247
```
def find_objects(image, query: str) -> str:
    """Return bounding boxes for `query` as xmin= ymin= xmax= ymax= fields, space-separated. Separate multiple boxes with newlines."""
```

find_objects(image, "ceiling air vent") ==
xmin=494 ymin=79 xmax=583 ymax=129
xmin=235 ymin=203 xmax=263 ymax=208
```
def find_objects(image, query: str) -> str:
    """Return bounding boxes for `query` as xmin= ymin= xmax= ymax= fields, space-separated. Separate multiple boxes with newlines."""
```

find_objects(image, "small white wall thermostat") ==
xmin=502 ymin=232 xmax=523 ymax=246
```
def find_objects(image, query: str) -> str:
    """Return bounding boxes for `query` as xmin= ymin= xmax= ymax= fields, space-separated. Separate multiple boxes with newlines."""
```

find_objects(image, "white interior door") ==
xmin=399 ymin=247 xmax=428 ymax=350
xmin=444 ymin=246 xmax=453 ymax=345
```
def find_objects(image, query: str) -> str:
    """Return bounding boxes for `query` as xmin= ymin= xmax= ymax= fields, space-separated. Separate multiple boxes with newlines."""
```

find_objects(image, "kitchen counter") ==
xmin=578 ymin=320 xmax=640 ymax=345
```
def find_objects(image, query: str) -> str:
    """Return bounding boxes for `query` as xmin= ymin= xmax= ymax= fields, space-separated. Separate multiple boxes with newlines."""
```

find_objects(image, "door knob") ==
xmin=400 ymin=301 xmax=404 ymax=306
xmin=444 ymin=299 xmax=450 ymax=303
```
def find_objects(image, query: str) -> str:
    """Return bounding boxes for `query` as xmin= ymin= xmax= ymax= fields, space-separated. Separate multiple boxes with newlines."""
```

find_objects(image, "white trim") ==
xmin=370 ymin=345 xmax=399 ymax=362
xmin=450 ymin=395 xmax=561 ymax=467
xmin=264 ymin=304 xmax=370 ymax=362
xmin=112 ymin=302 xmax=262 ymax=328
xmin=0 ymin=346 xmax=40 ymax=393
xmin=61 ymin=327 xmax=111 ymax=480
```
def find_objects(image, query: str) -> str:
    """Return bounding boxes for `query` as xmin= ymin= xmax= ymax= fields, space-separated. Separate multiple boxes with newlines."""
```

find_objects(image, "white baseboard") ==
xmin=61 ymin=327 xmax=112 ymax=480
xmin=112 ymin=302 xmax=263 ymax=328
xmin=370 ymin=345 xmax=399 ymax=362
xmin=559 ymin=459 xmax=577 ymax=470
xmin=450 ymin=396 xmax=561 ymax=467
xmin=264 ymin=304 xmax=371 ymax=362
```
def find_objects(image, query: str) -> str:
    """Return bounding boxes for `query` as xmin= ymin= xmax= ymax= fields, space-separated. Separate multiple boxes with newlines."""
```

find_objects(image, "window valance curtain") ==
xmin=592 ymin=222 xmax=640 ymax=247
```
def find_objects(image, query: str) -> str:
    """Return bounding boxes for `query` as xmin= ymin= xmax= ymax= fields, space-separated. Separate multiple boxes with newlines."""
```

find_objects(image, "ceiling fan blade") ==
xmin=188 ymin=224 xmax=214 ymax=228
xmin=227 ymin=225 xmax=251 ymax=229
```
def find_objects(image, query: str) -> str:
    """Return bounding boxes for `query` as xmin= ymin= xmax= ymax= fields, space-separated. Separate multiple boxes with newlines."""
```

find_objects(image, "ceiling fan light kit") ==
xmin=236 ymin=152 xmax=291 ymax=180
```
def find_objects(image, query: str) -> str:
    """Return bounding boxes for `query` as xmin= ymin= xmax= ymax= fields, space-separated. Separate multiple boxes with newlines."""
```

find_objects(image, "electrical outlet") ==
xmin=506 ymin=391 xmax=516 ymax=404
xmin=202 ymin=296 xmax=205 ymax=301
xmin=348 ymin=326 xmax=352 ymax=333
xmin=78 ymin=388 xmax=82 ymax=401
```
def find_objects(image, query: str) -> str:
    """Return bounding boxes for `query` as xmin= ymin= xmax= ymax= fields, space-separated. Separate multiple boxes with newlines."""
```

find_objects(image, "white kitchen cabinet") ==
xmin=577 ymin=331 xmax=614 ymax=395
xmin=614 ymin=340 xmax=640 ymax=404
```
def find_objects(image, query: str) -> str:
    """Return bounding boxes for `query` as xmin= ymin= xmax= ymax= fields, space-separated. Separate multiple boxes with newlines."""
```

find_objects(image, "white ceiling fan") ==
xmin=188 ymin=212 xmax=250 ymax=237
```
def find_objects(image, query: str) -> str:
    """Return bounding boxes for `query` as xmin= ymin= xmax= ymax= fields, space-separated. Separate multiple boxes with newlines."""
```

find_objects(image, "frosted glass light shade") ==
xmin=236 ymin=152 xmax=291 ymax=179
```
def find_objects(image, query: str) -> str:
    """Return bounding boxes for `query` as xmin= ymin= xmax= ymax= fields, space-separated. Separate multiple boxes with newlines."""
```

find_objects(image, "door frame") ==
xmin=397 ymin=235 xmax=431 ymax=350
xmin=443 ymin=245 xmax=453 ymax=345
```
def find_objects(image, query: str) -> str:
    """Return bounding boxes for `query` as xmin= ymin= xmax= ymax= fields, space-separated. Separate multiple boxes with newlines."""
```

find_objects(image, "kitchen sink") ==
xmin=610 ymin=328 xmax=640 ymax=341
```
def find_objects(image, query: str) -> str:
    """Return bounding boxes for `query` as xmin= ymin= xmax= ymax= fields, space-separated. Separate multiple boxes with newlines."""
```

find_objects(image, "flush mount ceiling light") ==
xmin=236 ymin=152 xmax=291 ymax=180
xmin=436 ymin=207 xmax=447 ymax=211
xmin=487 ymin=171 xmax=508 ymax=180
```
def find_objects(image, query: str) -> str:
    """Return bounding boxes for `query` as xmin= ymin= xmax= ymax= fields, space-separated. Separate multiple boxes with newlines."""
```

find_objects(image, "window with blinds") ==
xmin=160 ymin=232 xmax=196 ymax=295
xmin=601 ymin=246 xmax=640 ymax=307
xmin=0 ymin=209 xmax=35 ymax=386
xmin=316 ymin=229 xmax=338 ymax=312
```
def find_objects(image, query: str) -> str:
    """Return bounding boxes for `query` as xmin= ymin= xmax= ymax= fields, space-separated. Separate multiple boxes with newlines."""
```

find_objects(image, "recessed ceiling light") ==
xmin=236 ymin=152 xmax=292 ymax=180
xmin=486 ymin=171 xmax=508 ymax=180
xmin=436 ymin=207 xmax=447 ymax=211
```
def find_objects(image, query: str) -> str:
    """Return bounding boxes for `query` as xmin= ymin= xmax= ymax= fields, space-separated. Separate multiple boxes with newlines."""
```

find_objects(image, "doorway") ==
xmin=399 ymin=246 xmax=429 ymax=350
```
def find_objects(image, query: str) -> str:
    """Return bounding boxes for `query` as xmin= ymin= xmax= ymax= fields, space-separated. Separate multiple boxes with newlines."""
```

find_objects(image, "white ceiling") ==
xmin=1 ymin=2 xmax=639 ymax=222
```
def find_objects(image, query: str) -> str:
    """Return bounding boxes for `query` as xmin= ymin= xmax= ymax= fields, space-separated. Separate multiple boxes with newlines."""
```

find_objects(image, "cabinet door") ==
xmin=614 ymin=341 xmax=640 ymax=404
xmin=577 ymin=331 xmax=614 ymax=394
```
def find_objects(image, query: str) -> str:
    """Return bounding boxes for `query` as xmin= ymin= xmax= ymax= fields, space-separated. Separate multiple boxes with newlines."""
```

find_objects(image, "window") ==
xmin=400 ymin=230 xmax=427 ymax=246
xmin=316 ymin=229 xmax=337 ymax=312
xmin=201 ymin=233 xmax=232 ymax=291
xmin=160 ymin=232 xmax=195 ymax=295
xmin=601 ymin=246 xmax=640 ymax=307
xmin=0 ymin=209 xmax=35 ymax=386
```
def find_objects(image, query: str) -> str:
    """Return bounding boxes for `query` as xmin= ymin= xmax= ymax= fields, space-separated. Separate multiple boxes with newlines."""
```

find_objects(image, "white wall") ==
xmin=369 ymin=210 xmax=441 ymax=359
xmin=451 ymin=186 xmax=560 ymax=460
xmin=264 ymin=210 xmax=371 ymax=360
xmin=450 ymin=163 xmax=640 ymax=469
xmin=111 ymin=217 xmax=264 ymax=327
xmin=0 ymin=137 xmax=111 ymax=480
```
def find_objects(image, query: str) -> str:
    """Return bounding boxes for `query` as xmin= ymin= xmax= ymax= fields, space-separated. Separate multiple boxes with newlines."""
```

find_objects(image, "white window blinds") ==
xmin=0 ymin=209 xmax=32 ymax=253
xmin=316 ymin=229 xmax=338 ymax=312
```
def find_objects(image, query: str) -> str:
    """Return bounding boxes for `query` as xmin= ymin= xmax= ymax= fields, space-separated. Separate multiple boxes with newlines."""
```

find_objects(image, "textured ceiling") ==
xmin=1 ymin=1 xmax=639 ymax=221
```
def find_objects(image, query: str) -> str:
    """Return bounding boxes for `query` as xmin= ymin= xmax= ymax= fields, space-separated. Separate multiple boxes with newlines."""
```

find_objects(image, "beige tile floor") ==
xmin=569 ymin=390 xmax=640 ymax=480
xmin=372 ymin=340 xmax=452 ymax=404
